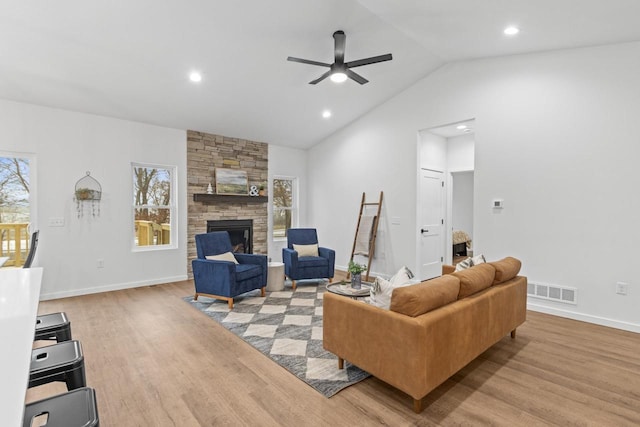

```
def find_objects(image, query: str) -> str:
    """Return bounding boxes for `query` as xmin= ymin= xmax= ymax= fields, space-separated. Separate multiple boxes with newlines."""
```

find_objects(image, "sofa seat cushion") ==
xmin=490 ymin=257 xmax=522 ymax=285
xmin=452 ymin=263 xmax=496 ymax=299
xmin=390 ymin=275 xmax=461 ymax=317
xmin=235 ymin=264 xmax=263 ymax=281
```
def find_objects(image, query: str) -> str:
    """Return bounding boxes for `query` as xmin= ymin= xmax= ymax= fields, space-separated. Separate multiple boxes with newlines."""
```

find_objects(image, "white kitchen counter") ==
xmin=0 ymin=267 xmax=43 ymax=427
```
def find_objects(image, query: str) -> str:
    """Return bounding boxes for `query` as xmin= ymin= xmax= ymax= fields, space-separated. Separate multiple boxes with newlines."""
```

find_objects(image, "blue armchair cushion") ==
xmin=298 ymin=256 xmax=328 ymax=268
xmin=235 ymin=264 xmax=263 ymax=281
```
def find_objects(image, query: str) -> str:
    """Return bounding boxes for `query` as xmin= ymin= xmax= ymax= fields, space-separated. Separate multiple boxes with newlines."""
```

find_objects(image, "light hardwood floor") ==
xmin=27 ymin=277 xmax=640 ymax=426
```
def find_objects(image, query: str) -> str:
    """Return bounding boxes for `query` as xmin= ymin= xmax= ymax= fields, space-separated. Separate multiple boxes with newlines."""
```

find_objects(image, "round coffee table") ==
xmin=326 ymin=281 xmax=372 ymax=299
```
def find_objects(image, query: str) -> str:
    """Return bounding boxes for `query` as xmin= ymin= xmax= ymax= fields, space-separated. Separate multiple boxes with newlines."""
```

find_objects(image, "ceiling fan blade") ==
xmin=345 ymin=69 xmax=368 ymax=85
xmin=287 ymin=56 xmax=331 ymax=67
xmin=309 ymin=70 xmax=332 ymax=85
xmin=346 ymin=53 xmax=393 ymax=68
xmin=333 ymin=30 xmax=345 ymax=64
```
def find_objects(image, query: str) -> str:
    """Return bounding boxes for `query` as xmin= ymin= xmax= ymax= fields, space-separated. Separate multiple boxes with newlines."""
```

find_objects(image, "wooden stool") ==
xmin=23 ymin=387 xmax=99 ymax=427
xmin=34 ymin=312 xmax=72 ymax=343
xmin=29 ymin=340 xmax=86 ymax=390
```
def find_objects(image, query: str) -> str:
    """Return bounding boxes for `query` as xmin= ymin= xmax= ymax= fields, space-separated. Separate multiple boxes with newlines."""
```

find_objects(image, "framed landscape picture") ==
xmin=215 ymin=168 xmax=248 ymax=195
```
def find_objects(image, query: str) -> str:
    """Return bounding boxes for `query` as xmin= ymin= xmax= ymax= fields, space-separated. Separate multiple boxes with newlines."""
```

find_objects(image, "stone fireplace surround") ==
xmin=187 ymin=130 xmax=268 ymax=277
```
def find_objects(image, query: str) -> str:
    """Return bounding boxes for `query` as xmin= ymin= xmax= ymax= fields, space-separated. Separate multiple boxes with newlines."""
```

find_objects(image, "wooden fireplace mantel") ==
xmin=193 ymin=194 xmax=267 ymax=203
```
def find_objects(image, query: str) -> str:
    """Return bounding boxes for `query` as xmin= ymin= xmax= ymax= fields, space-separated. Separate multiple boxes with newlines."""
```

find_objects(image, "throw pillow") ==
xmin=293 ymin=243 xmax=319 ymax=257
xmin=454 ymin=257 xmax=473 ymax=272
xmin=471 ymin=254 xmax=486 ymax=265
xmin=369 ymin=269 xmax=414 ymax=310
xmin=390 ymin=265 xmax=414 ymax=284
xmin=205 ymin=251 xmax=239 ymax=264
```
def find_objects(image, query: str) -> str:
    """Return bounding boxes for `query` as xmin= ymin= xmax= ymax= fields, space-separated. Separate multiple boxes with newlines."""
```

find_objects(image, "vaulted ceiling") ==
xmin=2 ymin=1 xmax=640 ymax=148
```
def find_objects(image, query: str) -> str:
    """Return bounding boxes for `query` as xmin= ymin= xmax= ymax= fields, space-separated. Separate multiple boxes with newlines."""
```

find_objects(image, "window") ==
xmin=272 ymin=177 xmax=297 ymax=239
xmin=132 ymin=163 xmax=176 ymax=249
xmin=0 ymin=155 xmax=31 ymax=266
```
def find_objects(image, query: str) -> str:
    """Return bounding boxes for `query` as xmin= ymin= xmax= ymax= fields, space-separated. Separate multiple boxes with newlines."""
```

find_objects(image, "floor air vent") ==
xmin=527 ymin=281 xmax=577 ymax=305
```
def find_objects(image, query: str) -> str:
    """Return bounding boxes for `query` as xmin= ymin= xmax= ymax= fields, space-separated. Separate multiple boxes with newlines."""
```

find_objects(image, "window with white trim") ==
xmin=132 ymin=163 xmax=176 ymax=249
xmin=272 ymin=177 xmax=297 ymax=239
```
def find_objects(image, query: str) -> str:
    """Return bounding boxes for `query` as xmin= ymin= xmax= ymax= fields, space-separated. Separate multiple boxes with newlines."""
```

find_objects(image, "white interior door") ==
xmin=419 ymin=169 xmax=444 ymax=280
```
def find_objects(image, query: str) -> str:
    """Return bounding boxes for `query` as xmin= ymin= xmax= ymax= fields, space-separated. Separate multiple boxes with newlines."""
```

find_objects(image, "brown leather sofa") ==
xmin=323 ymin=257 xmax=526 ymax=412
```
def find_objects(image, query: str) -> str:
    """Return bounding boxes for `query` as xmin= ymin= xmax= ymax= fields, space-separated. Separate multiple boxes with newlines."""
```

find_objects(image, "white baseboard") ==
xmin=39 ymin=275 xmax=189 ymax=301
xmin=527 ymin=301 xmax=640 ymax=334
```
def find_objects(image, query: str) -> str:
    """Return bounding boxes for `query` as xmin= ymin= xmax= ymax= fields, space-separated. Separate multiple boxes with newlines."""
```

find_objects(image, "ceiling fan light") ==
xmin=330 ymin=72 xmax=347 ymax=83
xmin=504 ymin=26 xmax=520 ymax=36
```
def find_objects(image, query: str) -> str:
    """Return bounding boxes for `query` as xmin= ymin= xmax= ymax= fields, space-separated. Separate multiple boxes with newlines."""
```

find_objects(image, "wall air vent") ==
xmin=527 ymin=281 xmax=577 ymax=305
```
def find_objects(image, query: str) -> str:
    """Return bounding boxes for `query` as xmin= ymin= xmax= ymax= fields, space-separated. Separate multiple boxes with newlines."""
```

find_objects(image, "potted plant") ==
xmin=348 ymin=260 xmax=367 ymax=289
xmin=258 ymin=183 xmax=266 ymax=196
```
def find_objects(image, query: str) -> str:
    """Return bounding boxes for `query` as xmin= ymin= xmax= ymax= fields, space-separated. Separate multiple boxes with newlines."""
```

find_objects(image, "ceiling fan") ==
xmin=287 ymin=30 xmax=392 ymax=85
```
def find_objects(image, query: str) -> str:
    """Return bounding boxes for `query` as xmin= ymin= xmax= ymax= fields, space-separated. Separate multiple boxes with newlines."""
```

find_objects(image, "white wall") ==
xmin=0 ymin=99 xmax=187 ymax=299
xmin=447 ymin=133 xmax=475 ymax=172
xmin=308 ymin=41 xmax=640 ymax=332
xmin=452 ymin=171 xmax=474 ymax=244
xmin=267 ymin=144 xmax=307 ymax=262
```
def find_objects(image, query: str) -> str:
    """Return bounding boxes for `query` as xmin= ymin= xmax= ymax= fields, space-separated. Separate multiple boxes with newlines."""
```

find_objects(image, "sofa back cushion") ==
xmin=452 ymin=263 xmax=496 ymax=299
xmin=489 ymin=257 xmax=522 ymax=285
xmin=390 ymin=275 xmax=460 ymax=317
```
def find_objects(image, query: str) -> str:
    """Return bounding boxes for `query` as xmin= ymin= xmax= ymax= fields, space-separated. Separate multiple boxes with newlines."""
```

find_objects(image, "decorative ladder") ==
xmin=348 ymin=191 xmax=383 ymax=281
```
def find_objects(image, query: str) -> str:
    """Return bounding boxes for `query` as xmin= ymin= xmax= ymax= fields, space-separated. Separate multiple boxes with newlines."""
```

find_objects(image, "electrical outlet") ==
xmin=48 ymin=217 xmax=65 ymax=227
xmin=616 ymin=282 xmax=628 ymax=295
xmin=97 ymin=259 xmax=104 ymax=268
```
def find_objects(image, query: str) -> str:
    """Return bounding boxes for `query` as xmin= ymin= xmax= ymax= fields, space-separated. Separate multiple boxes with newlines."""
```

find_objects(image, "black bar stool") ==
xmin=29 ymin=340 xmax=86 ymax=390
xmin=23 ymin=387 xmax=99 ymax=427
xmin=34 ymin=312 xmax=72 ymax=343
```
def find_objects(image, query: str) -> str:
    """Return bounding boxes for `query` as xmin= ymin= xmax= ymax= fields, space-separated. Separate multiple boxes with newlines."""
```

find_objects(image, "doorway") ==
xmin=417 ymin=119 xmax=475 ymax=277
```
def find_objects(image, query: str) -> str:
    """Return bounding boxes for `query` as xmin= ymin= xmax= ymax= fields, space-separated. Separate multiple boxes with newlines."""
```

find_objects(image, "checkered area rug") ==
xmin=183 ymin=280 xmax=370 ymax=397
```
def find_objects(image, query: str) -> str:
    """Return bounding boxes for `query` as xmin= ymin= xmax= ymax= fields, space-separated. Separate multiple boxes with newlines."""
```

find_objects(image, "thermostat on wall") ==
xmin=492 ymin=199 xmax=504 ymax=209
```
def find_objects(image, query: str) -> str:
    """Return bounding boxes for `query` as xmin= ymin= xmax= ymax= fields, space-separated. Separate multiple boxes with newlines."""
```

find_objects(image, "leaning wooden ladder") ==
xmin=348 ymin=191 xmax=383 ymax=281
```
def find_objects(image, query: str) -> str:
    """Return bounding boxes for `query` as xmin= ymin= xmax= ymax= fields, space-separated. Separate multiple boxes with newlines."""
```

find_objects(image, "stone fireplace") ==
xmin=207 ymin=219 xmax=253 ymax=254
xmin=187 ymin=130 xmax=268 ymax=277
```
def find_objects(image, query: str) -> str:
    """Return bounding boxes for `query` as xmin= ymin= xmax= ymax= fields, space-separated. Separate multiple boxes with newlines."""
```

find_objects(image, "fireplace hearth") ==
xmin=207 ymin=219 xmax=253 ymax=254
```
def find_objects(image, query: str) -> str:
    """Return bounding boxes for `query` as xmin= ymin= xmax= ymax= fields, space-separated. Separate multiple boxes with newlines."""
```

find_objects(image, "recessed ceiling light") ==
xmin=504 ymin=26 xmax=520 ymax=36
xmin=456 ymin=124 xmax=468 ymax=130
xmin=322 ymin=110 xmax=332 ymax=119
xmin=189 ymin=71 xmax=202 ymax=82
xmin=330 ymin=72 xmax=347 ymax=83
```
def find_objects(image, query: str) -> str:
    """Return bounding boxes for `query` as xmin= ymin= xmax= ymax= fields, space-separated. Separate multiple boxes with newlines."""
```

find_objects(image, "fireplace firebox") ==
xmin=206 ymin=219 xmax=253 ymax=254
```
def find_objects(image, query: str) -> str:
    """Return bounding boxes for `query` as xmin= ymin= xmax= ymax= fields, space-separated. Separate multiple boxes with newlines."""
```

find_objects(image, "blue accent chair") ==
xmin=192 ymin=231 xmax=267 ymax=309
xmin=282 ymin=228 xmax=335 ymax=290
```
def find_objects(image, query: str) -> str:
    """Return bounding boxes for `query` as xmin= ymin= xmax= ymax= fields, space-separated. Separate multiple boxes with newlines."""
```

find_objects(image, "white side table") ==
xmin=266 ymin=262 xmax=285 ymax=292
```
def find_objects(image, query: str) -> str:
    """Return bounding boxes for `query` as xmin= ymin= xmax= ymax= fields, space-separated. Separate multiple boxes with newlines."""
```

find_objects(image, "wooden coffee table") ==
xmin=326 ymin=281 xmax=372 ymax=299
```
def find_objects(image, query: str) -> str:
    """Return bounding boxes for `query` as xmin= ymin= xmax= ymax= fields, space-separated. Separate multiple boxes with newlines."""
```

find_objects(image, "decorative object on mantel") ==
xmin=193 ymin=193 xmax=267 ymax=203
xmin=206 ymin=183 xmax=213 ymax=194
xmin=258 ymin=183 xmax=266 ymax=196
xmin=215 ymin=168 xmax=249 ymax=195
xmin=74 ymin=171 xmax=102 ymax=218
xmin=249 ymin=185 xmax=259 ymax=196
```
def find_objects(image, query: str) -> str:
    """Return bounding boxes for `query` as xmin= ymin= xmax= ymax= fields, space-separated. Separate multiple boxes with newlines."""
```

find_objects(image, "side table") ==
xmin=266 ymin=261 xmax=285 ymax=292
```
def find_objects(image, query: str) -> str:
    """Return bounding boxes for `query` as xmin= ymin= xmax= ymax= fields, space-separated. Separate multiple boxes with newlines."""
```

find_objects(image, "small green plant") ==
xmin=348 ymin=260 xmax=367 ymax=275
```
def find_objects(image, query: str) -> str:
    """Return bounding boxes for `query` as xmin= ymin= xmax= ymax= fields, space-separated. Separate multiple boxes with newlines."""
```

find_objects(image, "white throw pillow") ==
xmin=471 ymin=254 xmax=486 ymax=265
xmin=390 ymin=266 xmax=414 ymax=285
xmin=369 ymin=266 xmax=415 ymax=310
xmin=455 ymin=257 xmax=473 ymax=272
xmin=293 ymin=243 xmax=319 ymax=257
xmin=205 ymin=252 xmax=239 ymax=264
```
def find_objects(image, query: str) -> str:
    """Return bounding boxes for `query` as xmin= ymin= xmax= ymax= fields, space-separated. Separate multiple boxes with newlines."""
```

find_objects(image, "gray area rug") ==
xmin=183 ymin=280 xmax=370 ymax=397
